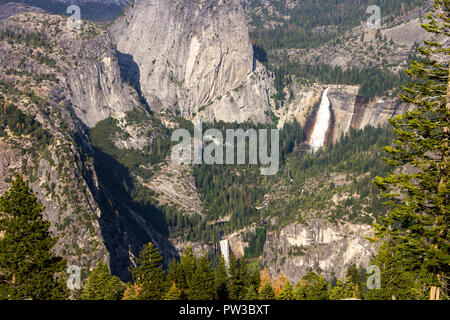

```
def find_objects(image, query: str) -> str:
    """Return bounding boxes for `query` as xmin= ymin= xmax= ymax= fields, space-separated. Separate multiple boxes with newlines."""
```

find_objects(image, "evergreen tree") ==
xmin=167 ymin=257 xmax=185 ymax=297
xmin=0 ymin=175 xmax=68 ymax=300
xmin=227 ymin=253 xmax=248 ymax=299
xmin=131 ymin=242 xmax=168 ymax=300
xmin=372 ymin=0 xmax=450 ymax=300
xmin=345 ymin=264 xmax=362 ymax=299
xmin=177 ymin=246 xmax=197 ymax=298
xmin=329 ymin=279 xmax=348 ymax=300
xmin=164 ymin=282 xmax=182 ymax=300
xmin=277 ymin=281 xmax=295 ymax=300
xmin=295 ymin=272 xmax=329 ymax=300
xmin=186 ymin=254 xmax=215 ymax=300
xmin=259 ymin=282 xmax=275 ymax=300
xmin=244 ymin=284 xmax=259 ymax=300
xmin=81 ymin=262 xmax=124 ymax=300
xmin=249 ymin=264 xmax=261 ymax=289
xmin=329 ymin=266 xmax=363 ymax=300
xmin=258 ymin=266 xmax=271 ymax=292
xmin=122 ymin=283 xmax=142 ymax=300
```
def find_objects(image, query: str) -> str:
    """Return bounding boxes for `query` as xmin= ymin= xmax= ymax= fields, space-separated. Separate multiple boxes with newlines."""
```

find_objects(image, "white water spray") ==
xmin=219 ymin=239 xmax=230 ymax=268
xmin=309 ymin=88 xmax=331 ymax=152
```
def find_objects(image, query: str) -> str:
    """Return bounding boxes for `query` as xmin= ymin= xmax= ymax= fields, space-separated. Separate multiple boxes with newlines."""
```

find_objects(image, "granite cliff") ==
xmin=111 ymin=0 xmax=274 ymax=124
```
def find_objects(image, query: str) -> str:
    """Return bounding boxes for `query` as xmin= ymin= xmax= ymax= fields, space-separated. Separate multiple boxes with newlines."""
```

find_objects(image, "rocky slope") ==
xmin=0 ymin=4 xmax=177 ymax=280
xmin=0 ymin=7 xmax=113 ymax=274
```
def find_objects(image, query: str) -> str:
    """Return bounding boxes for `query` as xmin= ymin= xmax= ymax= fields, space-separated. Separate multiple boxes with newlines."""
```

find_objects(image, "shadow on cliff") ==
xmin=92 ymin=147 xmax=177 ymax=281
xmin=116 ymin=50 xmax=151 ymax=113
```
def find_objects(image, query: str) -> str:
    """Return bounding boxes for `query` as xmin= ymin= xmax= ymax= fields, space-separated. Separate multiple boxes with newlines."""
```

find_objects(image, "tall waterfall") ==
xmin=219 ymin=239 xmax=230 ymax=268
xmin=309 ymin=88 xmax=331 ymax=152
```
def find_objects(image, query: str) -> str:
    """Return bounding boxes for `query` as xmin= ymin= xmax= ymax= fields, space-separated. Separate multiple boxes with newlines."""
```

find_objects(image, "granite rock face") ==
xmin=65 ymin=32 xmax=141 ymax=128
xmin=111 ymin=0 xmax=274 ymax=124
xmin=278 ymin=83 xmax=412 ymax=144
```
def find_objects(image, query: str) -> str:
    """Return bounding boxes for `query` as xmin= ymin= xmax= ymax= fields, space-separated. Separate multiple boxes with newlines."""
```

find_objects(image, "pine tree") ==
xmin=122 ymin=282 xmax=142 ymax=300
xmin=167 ymin=257 xmax=184 ymax=297
xmin=227 ymin=253 xmax=249 ymax=299
xmin=214 ymin=255 xmax=229 ymax=300
xmin=345 ymin=264 xmax=362 ymax=299
xmin=295 ymin=272 xmax=329 ymax=300
xmin=177 ymin=246 xmax=197 ymax=298
xmin=372 ymin=0 xmax=450 ymax=300
xmin=81 ymin=262 xmax=124 ymax=300
xmin=249 ymin=264 xmax=261 ymax=289
xmin=259 ymin=282 xmax=275 ymax=300
xmin=0 ymin=175 xmax=68 ymax=300
xmin=186 ymin=254 xmax=215 ymax=300
xmin=258 ymin=266 xmax=271 ymax=292
xmin=329 ymin=266 xmax=363 ymax=300
xmin=164 ymin=282 xmax=182 ymax=300
xmin=227 ymin=252 xmax=240 ymax=299
xmin=277 ymin=281 xmax=295 ymax=300
xmin=131 ymin=242 xmax=168 ymax=300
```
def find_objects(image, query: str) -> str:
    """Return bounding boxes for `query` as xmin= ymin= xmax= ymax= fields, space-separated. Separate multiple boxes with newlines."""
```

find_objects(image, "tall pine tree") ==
xmin=131 ymin=242 xmax=168 ymax=300
xmin=0 ymin=175 xmax=68 ymax=300
xmin=373 ymin=0 xmax=449 ymax=300
xmin=81 ymin=261 xmax=124 ymax=300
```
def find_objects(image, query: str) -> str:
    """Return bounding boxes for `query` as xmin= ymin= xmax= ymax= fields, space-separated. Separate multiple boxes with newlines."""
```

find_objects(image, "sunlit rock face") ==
xmin=111 ymin=0 xmax=274 ymax=124
xmin=309 ymin=88 xmax=331 ymax=152
xmin=263 ymin=219 xmax=379 ymax=283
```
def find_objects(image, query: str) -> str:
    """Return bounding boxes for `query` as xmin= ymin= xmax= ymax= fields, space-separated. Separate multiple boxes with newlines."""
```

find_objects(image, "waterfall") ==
xmin=309 ymin=88 xmax=331 ymax=152
xmin=219 ymin=239 xmax=230 ymax=268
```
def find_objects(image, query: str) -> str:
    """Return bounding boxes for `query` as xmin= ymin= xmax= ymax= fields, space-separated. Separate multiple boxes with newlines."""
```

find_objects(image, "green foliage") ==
xmin=81 ymin=262 xmax=124 ymax=300
xmin=214 ymin=256 xmax=230 ymax=300
xmin=248 ymin=0 xmax=424 ymax=50
xmin=295 ymin=272 xmax=329 ymax=300
xmin=0 ymin=29 xmax=51 ymax=49
xmin=244 ymin=227 xmax=267 ymax=259
xmin=372 ymin=0 xmax=450 ymax=300
xmin=164 ymin=282 xmax=182 ymax=300
xmin=259 ymin=282 xmax=275 ymax=300
xmin=329 ymin=265 xmax=364 ymax=300
xmin=277 ymin=281 xmax=295 ymax=300
xmin=186 ymin=254 xmax=215 ymax=300
xmin=244 ymin=284 xmax=259 ymax=300
xmin=278 ymin=62 xmax=410 ymax=98
xmin=0 ymin=175 xmax=68 ymax=300
xmin=227 ymin=253 xmax=251 ymax=300
xmin=0 ymin=102 xmax=52 ymax=151
xmin=192 ymin=120 xmax=303 ymax=242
